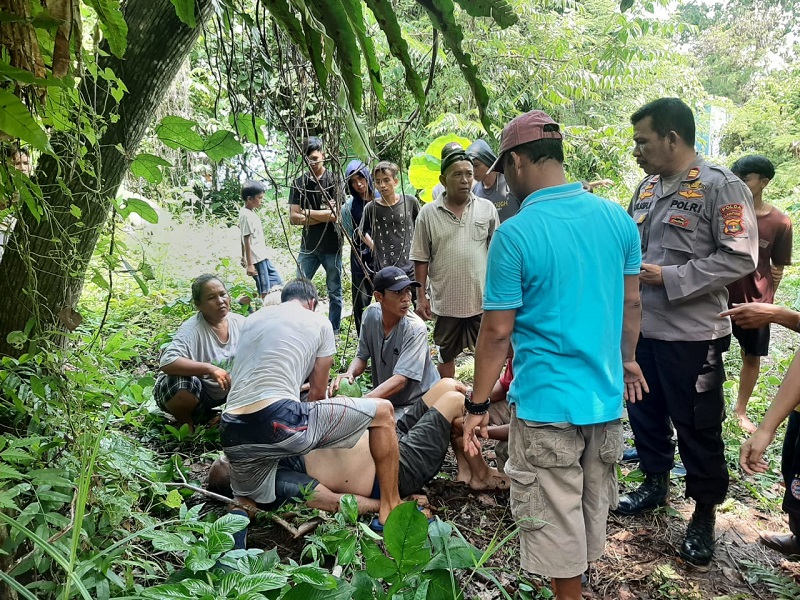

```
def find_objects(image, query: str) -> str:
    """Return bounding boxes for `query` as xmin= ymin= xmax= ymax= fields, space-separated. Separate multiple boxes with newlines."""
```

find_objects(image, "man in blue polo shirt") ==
xmin=464 ymin=111 xmax=647 ymax=600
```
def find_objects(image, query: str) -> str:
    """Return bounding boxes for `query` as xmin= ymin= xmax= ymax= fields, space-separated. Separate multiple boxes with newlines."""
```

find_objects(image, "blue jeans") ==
xmin=297 ymin=250 xmax=342 ymax=333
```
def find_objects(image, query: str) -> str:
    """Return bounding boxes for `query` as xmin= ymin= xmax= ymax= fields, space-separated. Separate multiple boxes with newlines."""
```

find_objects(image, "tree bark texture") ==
xmin=0 ymin=0 xmax=213 ymax=357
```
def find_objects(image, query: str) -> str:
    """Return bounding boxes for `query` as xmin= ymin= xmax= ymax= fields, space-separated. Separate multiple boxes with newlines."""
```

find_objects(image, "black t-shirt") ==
xmin=289 ymin=170 xmax=343 ymax=255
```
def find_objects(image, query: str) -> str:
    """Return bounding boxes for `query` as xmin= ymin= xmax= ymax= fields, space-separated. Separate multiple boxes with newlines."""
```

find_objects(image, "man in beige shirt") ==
xmin=411 ymin=144 xmax=500 ymax=378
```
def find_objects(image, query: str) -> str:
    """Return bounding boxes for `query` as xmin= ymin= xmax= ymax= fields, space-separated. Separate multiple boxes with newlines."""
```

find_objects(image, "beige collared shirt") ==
xmin=410 ymin=193 xmax=499 ymax=318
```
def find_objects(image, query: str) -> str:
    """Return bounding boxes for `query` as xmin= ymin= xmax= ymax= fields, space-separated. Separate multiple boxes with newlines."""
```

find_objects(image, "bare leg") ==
xmin=551 ymin=575 xmax=582 ymax=600
xmin=437 ymin=360 xmax=456 ymax=379
xmin=369 ymin=400 xmax=402 ymax=524
xmin=163 ymin=390 xmax=199 ymax=431
xmin=735 ymin=353 xmax=760 ymax=434
xmin=433 ymin=392 xmax=509 ymax=491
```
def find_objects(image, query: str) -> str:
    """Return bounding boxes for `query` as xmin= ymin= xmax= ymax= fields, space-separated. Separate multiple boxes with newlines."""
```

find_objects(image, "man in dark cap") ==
xmin=464 ymin=110 xmax=646 ymax=600
xmin=410 ymin=144 xmax=500 ymax=379
xmin=466 ymin=139 xmax=520 ymax=222
xmin=331 ymin=266 xmax=438 ymax=418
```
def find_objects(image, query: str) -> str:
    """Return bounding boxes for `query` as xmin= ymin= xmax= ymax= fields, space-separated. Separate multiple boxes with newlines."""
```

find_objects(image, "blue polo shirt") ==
xmin=483 ymin=182 xmax=641 ymax=425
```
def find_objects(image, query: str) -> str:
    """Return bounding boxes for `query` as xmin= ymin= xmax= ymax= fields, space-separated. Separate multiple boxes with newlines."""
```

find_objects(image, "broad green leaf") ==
xmin=361 ymin=537 xmax=398 ymax=581
xmin=419 ymin=0 xmax=492 ymax=133
xmin=84 ymin=0 xmax=128 ymax=58
xmin=290 ymin=565 xmax=337 ymax=589
xmin=351 ymin=570 xmax=383 ymax=600
xmin=209 ymin=512 xmax=250 ymax=537
xmin=185 ymin=548 xmax=216 ymax=572
xmin=452 ymin=0 xmax=517 ymax=27
xmin=230 ymin=113 xmax=267 ymax=145
xmin=339 ymin=494 xmax=359 ymax=525
xmin=309 ymin=0 xmax=363 ymax=111
xmin=424 ymin=569 xmax=463 ymax=600
xmin=0 ymin=61 xmax=68 ymax=87
xmin=203 ymin=130 xmax=244 ymax=162
xmin=408 ymin=155 xmax=442 ymax=204
xmin=283 ymin=581 xmax=353 ymax=600
xmin=383 ymin=501 xmax=431 ymax=574
xmin=156 ymin=116 xmax=204 ymax=151
xmin=237 ymin=572 xmax=288 ymax=593
xmin=163 ymin=489 xmax=182 ymax=508
xmin=424 ymin=134 xmax=472 ymax=160
xmin=363 ymin=0 xmax=424 ymax=107
xmin=119 ymin=198 xmax=158 ymax=224
xmin=0 ymin=90 xmax=51 ymax=153
xmin=336 ymin=85 xmax=372 ymax=161
xmin=170 ymin=0 xmax=196 ymax=27
xmin=130 ymin=153 xmax=172 ymax=184
xmin=340 ymin=0 xmax=383 ymax=102
xmin=620 ymin=0 xmax=635 ymax=11
xmin=26 ymin=469 xmax=74 ymax=488
xmin=205 ymin=529 xmax=235 ymax=555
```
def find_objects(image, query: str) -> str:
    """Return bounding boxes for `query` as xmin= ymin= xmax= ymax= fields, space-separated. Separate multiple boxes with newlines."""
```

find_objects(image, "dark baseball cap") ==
xmin=373 ymin=267 xmax=422 ymax=292
xmin=489 ymin=110 xmax=563 ymax=174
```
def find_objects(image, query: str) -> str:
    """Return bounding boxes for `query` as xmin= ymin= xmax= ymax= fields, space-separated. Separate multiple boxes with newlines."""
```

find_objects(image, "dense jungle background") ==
xmin=1 ymin=0 xmax=800 ymax=597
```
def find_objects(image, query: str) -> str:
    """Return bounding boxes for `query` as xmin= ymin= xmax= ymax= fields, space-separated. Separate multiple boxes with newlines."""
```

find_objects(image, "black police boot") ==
xmin=614 ymin=472 xmax=669 ymax=516
xmin=679 ymin=503 xmax=716 ymax=566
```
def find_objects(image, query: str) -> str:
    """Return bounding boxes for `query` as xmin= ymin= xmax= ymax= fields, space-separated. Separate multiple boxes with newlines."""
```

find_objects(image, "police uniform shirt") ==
xmin=628 ymin=156 xmax=759 ymax=342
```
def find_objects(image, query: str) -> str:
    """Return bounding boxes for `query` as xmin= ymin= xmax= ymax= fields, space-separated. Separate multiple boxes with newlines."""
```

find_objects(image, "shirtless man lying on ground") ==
xmin=208 ymin=378 xmax=509 ymax=515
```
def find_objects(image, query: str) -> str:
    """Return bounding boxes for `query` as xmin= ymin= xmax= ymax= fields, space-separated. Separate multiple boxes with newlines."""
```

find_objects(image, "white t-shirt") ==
xmin=224 ymin=301 xmax=336 ymax=411
xmin=159 ymin=312 xmax=246 ymax=401
xmin=238 ymin=207 xmax=269 ymax=264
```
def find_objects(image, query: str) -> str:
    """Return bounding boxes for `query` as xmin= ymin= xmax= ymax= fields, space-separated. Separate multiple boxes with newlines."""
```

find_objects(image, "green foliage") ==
xmin=0 ymin=89 xmax=52 ymax=152
xmin=85 ymin=0 xmax=130 ymax=57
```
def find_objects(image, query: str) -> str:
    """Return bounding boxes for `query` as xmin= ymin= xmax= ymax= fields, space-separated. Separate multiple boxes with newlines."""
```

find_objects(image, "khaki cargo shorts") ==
xmin=505 ymin=405 xmax=623 ymax=579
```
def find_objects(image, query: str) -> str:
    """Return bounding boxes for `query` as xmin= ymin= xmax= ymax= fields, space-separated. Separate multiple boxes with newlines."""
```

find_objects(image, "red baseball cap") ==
xmin=489 ymin=110 xmax=562 ymax=173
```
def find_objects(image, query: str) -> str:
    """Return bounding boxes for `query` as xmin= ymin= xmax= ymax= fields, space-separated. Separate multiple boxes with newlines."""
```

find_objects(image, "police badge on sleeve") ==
xmin=720 ymin=204 xmax=746 ymax=237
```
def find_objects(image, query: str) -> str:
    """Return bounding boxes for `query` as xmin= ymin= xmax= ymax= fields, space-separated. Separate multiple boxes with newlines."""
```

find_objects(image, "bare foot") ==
xmin=455 ymin=470 xmax=472 ymax=484
xmin=736 ymin=412 xmax=757 ymax=434
xmin=409 ymin=494 xmax=429 ymax=508
xmin=469 ymin=468 xmax=510 ymax=491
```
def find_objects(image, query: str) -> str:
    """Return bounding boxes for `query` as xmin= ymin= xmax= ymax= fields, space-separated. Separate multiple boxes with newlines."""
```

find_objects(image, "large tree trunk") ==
xmin=0 ymin=0 xmax=212 ymax=357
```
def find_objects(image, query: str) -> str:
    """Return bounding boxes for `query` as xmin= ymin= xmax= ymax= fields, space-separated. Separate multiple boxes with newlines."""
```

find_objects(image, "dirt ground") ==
xmin=186 ymin=440 xmax=800 ymax=600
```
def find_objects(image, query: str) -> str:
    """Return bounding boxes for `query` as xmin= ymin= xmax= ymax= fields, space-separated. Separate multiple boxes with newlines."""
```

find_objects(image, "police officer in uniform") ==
xmin=616 ymin=98 xmax=758 ymax=566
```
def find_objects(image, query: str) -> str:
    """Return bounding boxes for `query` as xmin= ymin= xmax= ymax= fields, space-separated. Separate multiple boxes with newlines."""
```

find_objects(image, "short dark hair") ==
xmin=5 ymin=144 xmax=29 ymax=159
xmin=373 ymin=161 xmax=399 ymax=177
xmin=504 ymin=125 xmax=564 ymax=168
xmin=731 ymin=155 xmax=775 ymax=180
xmin=303 ymin=136 xmax=324 ymax=157
xmin=191 ymin=274 xmax=225 ymax=305
xmin=281 ymin=278 xmax=319 ymax=303
xmin=631 ymin=98 xmax=696 ymax=147
xmin=241 ymin=180 xmax=267 ymax=202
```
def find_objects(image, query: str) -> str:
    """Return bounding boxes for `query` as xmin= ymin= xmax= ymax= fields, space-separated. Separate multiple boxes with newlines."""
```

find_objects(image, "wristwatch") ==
xmin=464 ymin=387 xmax=491 ymax=415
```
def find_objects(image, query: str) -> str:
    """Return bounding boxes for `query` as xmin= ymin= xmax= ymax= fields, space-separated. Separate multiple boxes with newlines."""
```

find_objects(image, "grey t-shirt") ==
xmin=361 ymin=195 xmax=420 ymax=274
xmin=159 ymin=312 xmax=246 ymax=401
xmin=357 ymin=304 xmax=439 ymax=408
xmin=473 ymin=174 xmax=519 ymax=222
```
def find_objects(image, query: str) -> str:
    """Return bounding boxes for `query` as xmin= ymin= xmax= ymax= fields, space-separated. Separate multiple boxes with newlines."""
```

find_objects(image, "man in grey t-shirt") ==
xmin=467 ymin=139 xmax=520 ymax=222
xmin=331 ymin=267 xmax=439 ymax=418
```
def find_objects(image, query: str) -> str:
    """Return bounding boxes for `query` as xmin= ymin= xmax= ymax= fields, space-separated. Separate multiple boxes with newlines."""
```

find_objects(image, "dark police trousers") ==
xmin=627 ymin=335 xmax=731 ymax=505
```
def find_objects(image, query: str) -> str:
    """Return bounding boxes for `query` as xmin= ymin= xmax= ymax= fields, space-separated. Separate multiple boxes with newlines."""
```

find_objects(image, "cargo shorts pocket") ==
xmin=599 ymin=420 xmax=624 ymax=465
xmin=506 ymin=467 xmax=546 ymax=531
xmin=523 ymin=422 xmax=579 ymax=469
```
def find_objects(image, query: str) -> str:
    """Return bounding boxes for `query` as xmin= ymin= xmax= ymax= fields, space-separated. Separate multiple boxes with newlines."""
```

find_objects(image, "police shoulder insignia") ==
xmin=792 ymin=477 xmax=800 ymax=500
xmin=686 ymin=167 xmax=701 ymax=180
xmin=720 ymin=204 xmax=746 ymax=237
